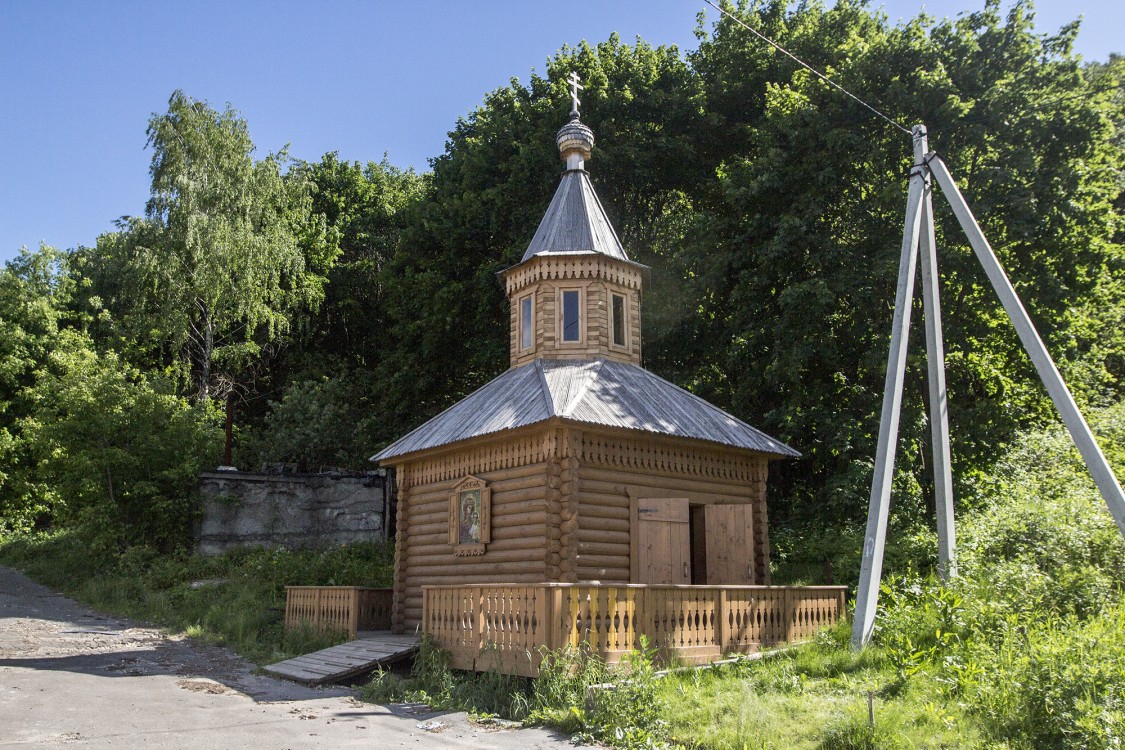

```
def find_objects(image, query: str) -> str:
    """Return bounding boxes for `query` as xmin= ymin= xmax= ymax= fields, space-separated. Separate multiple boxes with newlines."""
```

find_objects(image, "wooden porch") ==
xmin=283 ymin=585 xmax=393 ymax=639
xmin=422 ymin=583 xmax=848 ymax=677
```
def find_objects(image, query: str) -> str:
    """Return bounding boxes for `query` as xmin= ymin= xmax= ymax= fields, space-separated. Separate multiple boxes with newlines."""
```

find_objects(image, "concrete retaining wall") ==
xmin=196 ymin=471 xmax=387 ymax=556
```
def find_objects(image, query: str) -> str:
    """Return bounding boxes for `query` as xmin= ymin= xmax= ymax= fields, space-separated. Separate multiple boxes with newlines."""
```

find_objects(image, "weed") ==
xmin=0 ymin=531 xmax=393 ymax=665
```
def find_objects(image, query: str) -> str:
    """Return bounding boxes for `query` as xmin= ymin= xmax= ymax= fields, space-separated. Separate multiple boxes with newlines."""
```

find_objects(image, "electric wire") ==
xmin=701 ymin=0 xmax=913 ymax=135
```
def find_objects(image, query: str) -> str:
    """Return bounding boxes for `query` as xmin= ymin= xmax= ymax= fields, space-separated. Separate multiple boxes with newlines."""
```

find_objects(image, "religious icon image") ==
xmin=458 ymin=488 xmax=482 ymax=545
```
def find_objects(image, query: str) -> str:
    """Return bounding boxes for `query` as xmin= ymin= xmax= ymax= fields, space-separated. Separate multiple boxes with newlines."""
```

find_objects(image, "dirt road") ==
xmin=0 ymin=566 xmax=586 ymax=749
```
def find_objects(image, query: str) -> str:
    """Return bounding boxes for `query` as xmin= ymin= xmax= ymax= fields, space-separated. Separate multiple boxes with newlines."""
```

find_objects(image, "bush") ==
xmin=19 ymin=338 xmax=222 ymax=553
xmin=965 ymin=605 xmax=1125 ymax=749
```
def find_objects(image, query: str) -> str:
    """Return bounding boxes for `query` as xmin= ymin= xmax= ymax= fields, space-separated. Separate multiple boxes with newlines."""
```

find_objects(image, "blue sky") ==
xmin=1 ymin=0 xmax=1120 ymax=264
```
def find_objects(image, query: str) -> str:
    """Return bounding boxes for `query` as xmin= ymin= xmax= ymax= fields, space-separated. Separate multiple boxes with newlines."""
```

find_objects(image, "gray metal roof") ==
xmin=521 ymin=170 xmax=630 ymax=263
xmin=371 ymin=359 xmax=799 ymax=462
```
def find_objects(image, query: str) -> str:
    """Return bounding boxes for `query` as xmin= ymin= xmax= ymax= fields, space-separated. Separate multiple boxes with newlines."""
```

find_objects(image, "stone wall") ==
xmin=196 ymin=470 xmax=388 ymax=556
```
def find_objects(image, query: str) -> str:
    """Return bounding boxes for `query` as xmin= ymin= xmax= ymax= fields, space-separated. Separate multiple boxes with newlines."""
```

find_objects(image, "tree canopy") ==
xmin=94 ymin=90 xmax=336 ymax=401
xmin=1 ymin=0 xmax=1122 ymax=563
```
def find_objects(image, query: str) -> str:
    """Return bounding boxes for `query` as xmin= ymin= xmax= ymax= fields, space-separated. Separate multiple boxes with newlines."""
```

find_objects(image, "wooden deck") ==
xmin=263 ymin=631 xmax=419 ymax=686
xmin=284 ymin=586 xmax=393 ymax=639
xmin=423 ymin=583 xmax=847 ymax=677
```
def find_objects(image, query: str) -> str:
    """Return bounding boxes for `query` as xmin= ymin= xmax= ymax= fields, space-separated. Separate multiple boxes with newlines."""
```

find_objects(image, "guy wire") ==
xmin=701 ymin=0 xmax=913 ymax=135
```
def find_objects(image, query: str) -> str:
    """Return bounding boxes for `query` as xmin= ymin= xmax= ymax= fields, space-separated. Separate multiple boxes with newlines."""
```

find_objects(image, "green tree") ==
xmin=364 ymin=2 xmax=1123 ymax=558
xmin=20 ymin=337 xmax=221 ymax=552
xmin=102 ymin=90 xmax=335 ymax=401
xmin=671 ymin=0 xmax=1125 ymax=536
xmin=0 ymin=246 xmax=87 ymax=533
xmin=288 ymin=154 xmax=425 ymax=373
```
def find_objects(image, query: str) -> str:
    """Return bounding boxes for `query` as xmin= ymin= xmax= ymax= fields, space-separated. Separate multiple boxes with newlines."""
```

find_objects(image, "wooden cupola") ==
xmin=503 ymin=107 xmax=645 ymax=368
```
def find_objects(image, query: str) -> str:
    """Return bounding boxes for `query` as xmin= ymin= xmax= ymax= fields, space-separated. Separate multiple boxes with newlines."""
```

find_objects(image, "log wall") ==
xmin=573 ymin=430 xmax=772 ymax=584
xmin=390 ymin=431 xmax=560 ymax=631
xmin=390 ymin=426 xmax=777 ymax=630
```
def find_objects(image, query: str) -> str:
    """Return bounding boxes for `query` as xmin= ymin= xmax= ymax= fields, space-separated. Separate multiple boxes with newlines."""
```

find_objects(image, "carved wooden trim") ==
xmin=401 ymin=431 xmax=557 ymax=487
xmin=504 ymin=255 xmax=642 ymax=296
xmin=577 ymin=432 xmax=768 ymax=483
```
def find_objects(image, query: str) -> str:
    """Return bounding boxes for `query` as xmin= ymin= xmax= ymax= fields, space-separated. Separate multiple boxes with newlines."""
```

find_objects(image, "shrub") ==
xmin=20 ymin=339 xmax=222 ymax=553
xmin=965 ymin=604 xmax=1125 ymax=749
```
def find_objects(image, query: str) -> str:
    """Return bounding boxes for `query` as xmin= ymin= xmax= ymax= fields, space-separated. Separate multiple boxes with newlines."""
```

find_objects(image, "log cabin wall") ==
xmin=572 ymin=430 xmax=772 ymax=585
xmin=390 ymin=431 xmax=558 ymax=631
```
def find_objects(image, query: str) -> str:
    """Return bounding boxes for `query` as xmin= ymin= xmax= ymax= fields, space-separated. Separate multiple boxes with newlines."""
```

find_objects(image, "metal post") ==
xmin=915 ymin=129 xmax=956 ymax=580
xmin=928 ymin=155 xmax=1125 ymax=539
xmin=851 ymin=126 xmax=928 ymax=650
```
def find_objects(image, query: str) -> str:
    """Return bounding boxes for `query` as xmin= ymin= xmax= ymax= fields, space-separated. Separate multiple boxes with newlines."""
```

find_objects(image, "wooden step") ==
xmin=264 ymin=631 xmax=420 ymax=686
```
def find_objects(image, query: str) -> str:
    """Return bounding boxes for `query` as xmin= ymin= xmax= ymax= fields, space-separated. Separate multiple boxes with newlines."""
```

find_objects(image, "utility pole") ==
xmin=852 ymin=124 xmax=1125 ymax=649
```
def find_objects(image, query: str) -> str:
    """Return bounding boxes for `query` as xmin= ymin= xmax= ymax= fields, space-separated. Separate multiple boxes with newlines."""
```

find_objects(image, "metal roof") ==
xmin=521 ymin=170 xmax=630 ymax=263
xmin=371 ymin=358 xmax=799 ymax=462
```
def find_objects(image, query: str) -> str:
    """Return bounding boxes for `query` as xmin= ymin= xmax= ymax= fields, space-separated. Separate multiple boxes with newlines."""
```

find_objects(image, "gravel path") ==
xmin=0 ymin=566 xmax=587 ymax=749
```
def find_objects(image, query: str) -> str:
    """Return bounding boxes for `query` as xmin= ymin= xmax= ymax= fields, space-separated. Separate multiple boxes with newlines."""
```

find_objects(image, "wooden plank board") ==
xmin=264 ymin=631 xmax=421 ymax=686
xmin=705 ymin=504 xmax=754 ymax=584
xmin=637 ymin=498 xmax=690 ymax=585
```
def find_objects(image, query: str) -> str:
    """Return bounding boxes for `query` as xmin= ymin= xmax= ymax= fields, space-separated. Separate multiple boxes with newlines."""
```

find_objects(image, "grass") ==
xmin=355 ymin=622 xmax=991 ymax=749
xmin=658 ymin=624 xmax=989 ymax=749
xmin=0 ymin=529 xmax=394 ymax=665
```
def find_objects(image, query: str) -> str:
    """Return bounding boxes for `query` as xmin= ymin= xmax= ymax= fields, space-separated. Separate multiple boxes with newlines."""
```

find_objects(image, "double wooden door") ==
xmin=636 ymin=498 xmax=754 ymax=585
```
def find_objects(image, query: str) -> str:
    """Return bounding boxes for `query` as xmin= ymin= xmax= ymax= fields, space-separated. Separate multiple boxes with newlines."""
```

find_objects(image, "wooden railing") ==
xmin=284 ymin=586 xmax=394 ymax=639
xmin=422 ymin=583 xmax=848 ymax=677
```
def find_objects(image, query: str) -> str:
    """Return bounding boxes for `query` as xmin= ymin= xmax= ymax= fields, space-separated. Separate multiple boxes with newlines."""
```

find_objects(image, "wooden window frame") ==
xmin=518 ymin=292 xmax=535 ymax=352
xmin=609 ymin=291 xmax=628 ymax=350
xmin=557 ymin=285 xmax=586 ymax=346
xmin=449 ymin=475 xmax=491 ymax=556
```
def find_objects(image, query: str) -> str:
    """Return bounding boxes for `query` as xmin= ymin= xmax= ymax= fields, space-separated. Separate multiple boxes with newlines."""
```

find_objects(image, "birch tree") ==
xmin=122 ymin=90 xmax=332 ymax=400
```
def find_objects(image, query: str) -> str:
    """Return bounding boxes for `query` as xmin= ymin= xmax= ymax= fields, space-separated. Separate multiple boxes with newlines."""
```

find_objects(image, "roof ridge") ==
xmin=532 ymin=359 xmax=556 ymax=417
xmin=559 ymin=357 xmax=604 ymax=417
xmin=580 ymin=171 xmax=628 ymax=261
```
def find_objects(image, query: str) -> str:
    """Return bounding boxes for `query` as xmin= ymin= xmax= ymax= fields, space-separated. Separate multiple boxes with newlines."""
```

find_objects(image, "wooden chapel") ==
xmin=373 ymin=88 xmax=800 ymax=634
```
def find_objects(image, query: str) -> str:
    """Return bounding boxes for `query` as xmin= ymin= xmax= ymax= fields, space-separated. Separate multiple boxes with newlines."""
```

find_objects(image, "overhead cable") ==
xmin=701 ymin=0 xmax=913 ymax=135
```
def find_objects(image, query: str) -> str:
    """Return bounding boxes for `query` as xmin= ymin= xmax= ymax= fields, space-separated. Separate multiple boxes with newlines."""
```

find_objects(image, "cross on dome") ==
xmin=567 ymin=71 xmax=583 ymax=118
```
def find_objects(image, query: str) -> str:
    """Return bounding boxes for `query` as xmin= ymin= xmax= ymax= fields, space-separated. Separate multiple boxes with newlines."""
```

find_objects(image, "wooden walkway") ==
xmin=263 ymin=631 xmax=419 ymax=686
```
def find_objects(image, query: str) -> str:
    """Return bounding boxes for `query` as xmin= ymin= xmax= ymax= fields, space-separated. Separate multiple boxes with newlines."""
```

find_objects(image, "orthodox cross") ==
xmin=567 ymin=71 xmax=583 ymax=117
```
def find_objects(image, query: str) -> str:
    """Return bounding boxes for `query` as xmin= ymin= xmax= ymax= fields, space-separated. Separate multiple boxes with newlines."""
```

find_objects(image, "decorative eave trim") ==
xmin=375 ymin=413 xmax=792 ymax=478
xmin=501 ymin=254 xmax=646 ymax=296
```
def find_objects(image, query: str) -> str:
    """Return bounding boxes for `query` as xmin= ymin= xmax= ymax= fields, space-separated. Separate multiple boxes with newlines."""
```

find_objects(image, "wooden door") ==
xmin=704 ymin=504 xmax=755 ymax=584
xmin=636 ymin=498 xmax=690 ymax=584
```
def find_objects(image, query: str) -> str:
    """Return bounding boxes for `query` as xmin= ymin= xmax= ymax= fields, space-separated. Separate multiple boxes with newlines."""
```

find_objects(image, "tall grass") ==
xmin=0 ymin=531 xmax=393 ymax=664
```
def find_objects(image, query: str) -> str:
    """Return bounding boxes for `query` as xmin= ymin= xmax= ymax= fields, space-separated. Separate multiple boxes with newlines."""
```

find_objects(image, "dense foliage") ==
xmin=0 ymin=0 xmax=1121 ymax=654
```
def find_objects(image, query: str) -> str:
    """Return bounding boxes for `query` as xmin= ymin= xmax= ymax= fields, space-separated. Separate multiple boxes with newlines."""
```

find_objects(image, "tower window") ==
xmin=611 ymin=293 xmax=626 ymax=347
xmin=562 ymin=289 xmax=581 ymax=342
xmin=519 ymin=294 xmax=533 ymax=350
